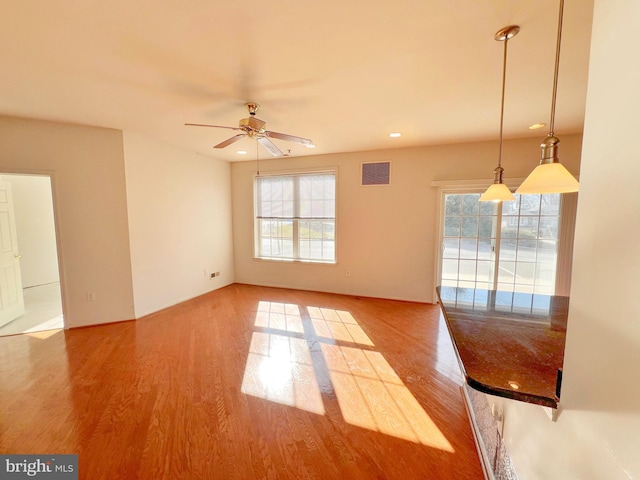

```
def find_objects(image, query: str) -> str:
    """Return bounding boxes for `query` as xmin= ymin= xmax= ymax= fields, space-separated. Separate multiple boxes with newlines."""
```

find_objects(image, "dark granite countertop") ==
xmin=436 ymin=286 xmax=568 ymax=408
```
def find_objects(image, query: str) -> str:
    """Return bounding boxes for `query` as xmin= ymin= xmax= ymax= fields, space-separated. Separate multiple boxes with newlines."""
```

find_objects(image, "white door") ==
xmin=0 ymin=181 xmax=24 ymax=327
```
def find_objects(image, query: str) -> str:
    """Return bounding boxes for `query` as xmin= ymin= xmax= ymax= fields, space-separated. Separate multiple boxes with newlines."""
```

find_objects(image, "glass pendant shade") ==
xmin=515 ymin=162 xmax=579 ymax=194
xmin=479 ymin=182 xmax=515 ymax=202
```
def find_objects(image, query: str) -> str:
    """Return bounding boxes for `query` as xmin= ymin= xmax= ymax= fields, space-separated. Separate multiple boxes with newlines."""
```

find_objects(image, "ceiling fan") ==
xmin=185 ymin=102 xmax=314 ymax=157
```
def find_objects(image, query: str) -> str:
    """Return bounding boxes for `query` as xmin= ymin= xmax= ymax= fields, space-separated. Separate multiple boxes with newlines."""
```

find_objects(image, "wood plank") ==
xmin=0 ymin=283 xmax=484 ymax=479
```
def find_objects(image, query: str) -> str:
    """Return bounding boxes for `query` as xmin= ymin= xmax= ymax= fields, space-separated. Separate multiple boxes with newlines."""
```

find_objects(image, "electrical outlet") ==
xmin=86 ymin=292 xmax=96 ymax=301
xmin=345 ymin=271 xmax=351 ymax=277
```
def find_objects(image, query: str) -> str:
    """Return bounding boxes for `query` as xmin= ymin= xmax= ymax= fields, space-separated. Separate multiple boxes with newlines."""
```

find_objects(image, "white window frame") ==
xmin=432 ymin=179 xmax=577 ymax=297
xmin=254 ymin=169 xmax=337 ymax=264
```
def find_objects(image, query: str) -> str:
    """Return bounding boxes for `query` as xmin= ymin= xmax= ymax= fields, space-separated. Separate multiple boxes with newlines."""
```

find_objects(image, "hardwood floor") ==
xmin=0 ymin=284 xmax=483 ymax=479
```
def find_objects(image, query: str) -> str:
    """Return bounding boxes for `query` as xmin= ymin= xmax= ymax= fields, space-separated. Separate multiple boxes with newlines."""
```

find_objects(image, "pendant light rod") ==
xmin=549 ymin=0 xmax=565 ymax=135
xmin=493 ymin=26 xmax=519 ymax=184
xmin=496 ymin=28 xmax=510 ymax=170
xmin=479 ymin=26 xmax=519 ymax=203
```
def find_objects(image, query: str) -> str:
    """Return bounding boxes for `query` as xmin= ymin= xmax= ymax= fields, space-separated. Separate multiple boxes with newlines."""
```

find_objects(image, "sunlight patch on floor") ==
xmin=254 ymin=301 xmax=304 ymax=334
xmin=307 ymin=306 xmax=374 ymax=346
xmin=26 ymin=328 xmax=62 ymax=340
xmin=241 ymin=331 xmax=325 ymax=415
xmin=321 ymin=343 xmax=454 ymax=451
xmin=241 ymin=300 xmax=454 ymax=451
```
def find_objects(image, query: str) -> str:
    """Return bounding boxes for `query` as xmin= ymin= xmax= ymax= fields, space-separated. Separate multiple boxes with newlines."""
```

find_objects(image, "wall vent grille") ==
xmin=361 ymin=162 xmax=391 ymax=186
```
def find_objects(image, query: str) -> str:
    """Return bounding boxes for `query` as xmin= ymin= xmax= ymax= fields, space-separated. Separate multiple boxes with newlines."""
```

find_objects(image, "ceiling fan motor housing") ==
xmin=240 ymin=116 xmax=266 ymax=132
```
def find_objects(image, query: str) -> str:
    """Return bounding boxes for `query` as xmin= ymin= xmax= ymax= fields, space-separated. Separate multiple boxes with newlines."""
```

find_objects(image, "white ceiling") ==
xmin=0 ymin=0 xmax=593 ymax=162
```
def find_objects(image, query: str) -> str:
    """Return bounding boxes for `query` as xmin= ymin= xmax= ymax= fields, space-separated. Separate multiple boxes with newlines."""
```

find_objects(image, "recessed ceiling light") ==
xmin=528 ymin=123 xmax=547 ymax=130
xmin=306 ymin=144 xmax=316 ymax=149
xmin=508 ymin=381 xmax=521 ymax=390
xmin=389 ymin=132 xmax=402 ymax=138
xmin=237 ymin=150 xmax=248 ymax=155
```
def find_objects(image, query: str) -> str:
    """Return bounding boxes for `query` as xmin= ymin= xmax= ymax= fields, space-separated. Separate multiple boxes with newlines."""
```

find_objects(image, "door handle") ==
xmin=14 ymin=254 xmax=22 ymax=259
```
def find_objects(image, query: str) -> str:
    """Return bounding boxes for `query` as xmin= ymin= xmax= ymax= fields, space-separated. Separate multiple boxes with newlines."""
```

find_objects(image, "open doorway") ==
xmin=0 ymin=174 xmax=63 ymax=337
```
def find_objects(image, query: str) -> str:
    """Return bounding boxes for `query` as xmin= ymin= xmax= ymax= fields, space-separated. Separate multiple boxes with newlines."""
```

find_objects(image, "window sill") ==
xmin=253 ymin=257 xmax=337 ymax=266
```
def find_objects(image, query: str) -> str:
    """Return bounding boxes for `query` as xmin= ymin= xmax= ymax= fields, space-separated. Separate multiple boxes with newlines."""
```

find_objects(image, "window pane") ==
xmin=477 ymin=238 xmax=493 ymax=260
xmin=445 ymin=195 xmax=462 ymax=215
xmin=479 ymin=201 xmax=496 ymax=216
xmin=538 ymin=239 xmax=557 ymax=263
xmin=441 ymin=259 xmax=459 ymax=279
xmin=299 ymin=220 xmax=335 ymax=261
xmin=462 ymin=194 xmax=480 ymax=215
xmin=519 ymin=217 xmax=538 ymax=236
xmin=515 ymin=262 xmax=535 ymax=285
xmin=444 ymin=216 xmax=461 ymax=236
xmin=535 ymin=262 xmax=556 ymax=288
xmin=459 ymin=260 xmax=477 ymax=282
xmin=498 ymin=261 xmax=515 ymax=283
xmin=539 ymin=217 xmax=559 ymax=239
xmin=257 ymin=176 xmax=294 ymax=218
xmin=478 ymin=217 xmax=495 ymax=238
xmin=516 ymin=239 xmax=537 ymax=262
xmin=500 ymin=240 xmax=516 ymax=261
xmin=503 ymin=195 xmax=521 ymax=215
xmin=459 ymin=239 xmax=477 ymax=259
xmin=500 ymin=215 xmax=517 ymax=237
xmin=540 ymin=193 xmax=560 ymax=215
xmin=259 ymin=219 xmax=293 ymax=258
xmin=461 ymin=217 xmax=478 ymax=237
xmin=519 ymin=194 xmax=541 ymax=215
xmin=476 ymin=261 xmax=492 ymax=283
xmin=443 ymin=238 xmax=460 ymax=259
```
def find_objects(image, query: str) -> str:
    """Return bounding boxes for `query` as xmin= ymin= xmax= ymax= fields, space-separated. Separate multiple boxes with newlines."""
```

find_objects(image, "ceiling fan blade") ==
xmin=214 ymin=134 xmax=247 ymax=148
xmin=185 ymin=123 xmax=243 ymax=131
xmin=257 ymin=137 xmax=285 ymax=157
xmin=265 ymin=130 xmax=314 ymax=146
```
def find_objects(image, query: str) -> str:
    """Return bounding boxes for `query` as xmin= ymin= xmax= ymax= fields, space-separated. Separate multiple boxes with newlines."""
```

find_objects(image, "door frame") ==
xmin=0 ymin=169 xmax=66 ymax=330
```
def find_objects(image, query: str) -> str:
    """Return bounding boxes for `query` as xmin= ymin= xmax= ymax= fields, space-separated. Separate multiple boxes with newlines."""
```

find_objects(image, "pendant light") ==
xmin=516 ymin=0 xmax=579 ymax=194
xmin=479 ymin=26 xmax=519 ymax=203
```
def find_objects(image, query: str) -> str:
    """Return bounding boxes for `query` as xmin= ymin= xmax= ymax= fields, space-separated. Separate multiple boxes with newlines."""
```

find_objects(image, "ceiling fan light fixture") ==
xmin=517 ymin=0 xmax=579 ymax=195
xmin=185 ymin=103 xmax=313 ymax=158
xmin=479 ymin=25 xmax=519 ymax=203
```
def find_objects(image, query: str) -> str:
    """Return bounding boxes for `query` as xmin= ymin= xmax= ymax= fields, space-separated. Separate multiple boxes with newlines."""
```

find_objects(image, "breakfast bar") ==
xmin=436 ymin=286 xmax=569 ymax=409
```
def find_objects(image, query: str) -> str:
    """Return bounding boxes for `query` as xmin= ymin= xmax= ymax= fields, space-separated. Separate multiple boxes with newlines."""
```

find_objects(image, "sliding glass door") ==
xmin=439 ymin=191 xmax=562 ymax=294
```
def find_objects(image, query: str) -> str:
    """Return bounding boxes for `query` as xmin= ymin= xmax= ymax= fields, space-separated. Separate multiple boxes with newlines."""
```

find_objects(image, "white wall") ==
xmin=231 ymin=134 xmax=582 ymax=303
xmin=0 ymin=116 xmax=135 ymax=328
xmin=1 ymin=174 xmax=59 ymax=288
xmin=489 ymin=1 xmax=640 ymax=478
xmin=124 ymin=133 xmax=234 ymax=318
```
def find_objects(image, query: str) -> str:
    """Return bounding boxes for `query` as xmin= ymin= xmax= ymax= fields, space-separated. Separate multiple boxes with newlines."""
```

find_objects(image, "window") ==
xmin=255 ymin=172 xmax=336 ymax=263
xmin=439 ymin=191 xmax=565 ymax=294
